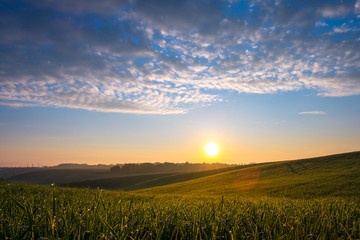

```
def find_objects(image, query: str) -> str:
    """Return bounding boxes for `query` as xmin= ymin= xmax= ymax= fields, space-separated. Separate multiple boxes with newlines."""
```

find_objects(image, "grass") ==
xmin=1 ymin=183 xmax=360 ymax=239
xmin=64 ymin=166 xmax=242 ymax=191
xmin=7 ymin=168 xmax=110 ymax=185
xmin=135 ymin=151 xmax=360 ymax=198
xmin=1 ymin=151 xmax=360 ymax=239
xmin=63 ymin=151 xmax=360 ymax=197
xmin=6 ymin=163 xmax=234 ymax=186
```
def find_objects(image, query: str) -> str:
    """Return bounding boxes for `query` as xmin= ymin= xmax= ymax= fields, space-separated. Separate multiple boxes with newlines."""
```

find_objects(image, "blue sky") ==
xmin=0 ymin=0 xmax=359 ymax=166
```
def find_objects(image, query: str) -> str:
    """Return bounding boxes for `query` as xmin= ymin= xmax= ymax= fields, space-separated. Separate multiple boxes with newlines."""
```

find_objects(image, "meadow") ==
xmin=1 ymin=183 xmax=360 ymax=239
xmin=1 ymin=151 xmax=360 ymax=239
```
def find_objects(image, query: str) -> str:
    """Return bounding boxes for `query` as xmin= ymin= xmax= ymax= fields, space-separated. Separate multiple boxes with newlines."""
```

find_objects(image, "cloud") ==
xmin=315 ymin=21 xmax=328 ymax=27
xmin=29 ymin=0 xmax=129 ymax=15
xmin=320 ymin=4 xmax=353 ymax=18
xmin=356 ymin=0 xmax=360 ymax=13
xmin=0 ymin=0 xmax=359 ymax=114
xmin=298 ymin=111 xmax=327 ymax=115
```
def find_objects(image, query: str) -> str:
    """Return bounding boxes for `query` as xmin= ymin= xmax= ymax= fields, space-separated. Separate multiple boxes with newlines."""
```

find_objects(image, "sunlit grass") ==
xmin=2 ymin=152 xmax=360 ymax=239
xmin=1 ymin=182 xmax=360 ymax=239
xmin=135 ymin=151 xmax=360 ymax=198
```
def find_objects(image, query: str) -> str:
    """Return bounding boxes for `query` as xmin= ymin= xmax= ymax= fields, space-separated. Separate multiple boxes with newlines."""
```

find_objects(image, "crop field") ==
xmin=1 ymin=182 xmax=360 ymax=240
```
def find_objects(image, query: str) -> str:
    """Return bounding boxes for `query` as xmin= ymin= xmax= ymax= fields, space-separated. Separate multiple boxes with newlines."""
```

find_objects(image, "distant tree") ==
xmin=109 ymin=162 xmax=234 ymax=175
xmin=110 ymin=165 xmax=121 ymax=174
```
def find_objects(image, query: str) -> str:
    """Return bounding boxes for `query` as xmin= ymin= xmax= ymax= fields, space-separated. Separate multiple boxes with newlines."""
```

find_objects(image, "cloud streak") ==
xmin=0 ymin=0 xmax=359 ymax=113
xmin=298 ymin=111 xmax=327 ymax=115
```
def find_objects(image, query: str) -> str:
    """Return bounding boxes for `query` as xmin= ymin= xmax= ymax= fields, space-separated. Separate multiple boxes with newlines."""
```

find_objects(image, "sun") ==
xmin=205 ymin=142 xmax=219 ymax=157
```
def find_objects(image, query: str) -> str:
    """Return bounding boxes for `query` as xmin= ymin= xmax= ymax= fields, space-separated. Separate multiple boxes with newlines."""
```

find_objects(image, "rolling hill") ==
xmin=61 ymin=151 xmax=360 ymax=198
xmin=63 ymin=166 xmax=243 ymax=190
xmin=133 ymin=151 xmax=360 ymax=198
xmin=5 ymin=162 xmax=233 ymax=185
xmin=6 ymin=151 xmax=360 ymax=198
xmin=7 ymin=168 xmax=110 ymax=185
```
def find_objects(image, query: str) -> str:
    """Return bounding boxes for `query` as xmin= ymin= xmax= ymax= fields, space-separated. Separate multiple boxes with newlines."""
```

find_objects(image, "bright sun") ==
xmin=205 ymin=142 xmax=219 ymax=157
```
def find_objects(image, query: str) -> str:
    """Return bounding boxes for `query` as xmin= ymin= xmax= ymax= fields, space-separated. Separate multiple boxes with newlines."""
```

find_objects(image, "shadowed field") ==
xmin=6 ymin=168 xmax=110 ymax=185
xmin=64 ymin=166 xmax=243 ymax=190
xmin=6 ymin=163 xmax=232 ymax=185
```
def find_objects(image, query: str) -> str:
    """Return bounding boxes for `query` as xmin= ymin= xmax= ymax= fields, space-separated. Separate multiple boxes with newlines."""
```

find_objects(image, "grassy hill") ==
xmin=5 ymin=163 xmax=233 ymax=185
xmin=64 ymin=166 xmax=243 ymax=190
xmin=7 ymin=168 xmax=110 ymax=185
xmin=7 ymin=151 xmax=360 ymax=198
xmin=134 ymin=151 xmax=360 ymax=198
xmin=2 ymin=151 xmax=360 ymax=239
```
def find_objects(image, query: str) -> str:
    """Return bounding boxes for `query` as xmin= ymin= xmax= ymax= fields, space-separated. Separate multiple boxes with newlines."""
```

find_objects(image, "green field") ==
xmin=135 ymin=151 xmax=360 ymax=198
xmin=1 ymin=151 xmax=360 ymax=239
xmin=66 ymin=151 xmax=360 ymax=198
xmin=6 ymin=168 xmax=110 ymax=185
xmin=64 ymin=166 xmax=243 ymax=191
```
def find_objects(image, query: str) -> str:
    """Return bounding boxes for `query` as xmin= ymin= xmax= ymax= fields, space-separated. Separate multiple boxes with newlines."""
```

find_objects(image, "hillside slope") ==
xmin=135 ymin=151 xmax=360 ymax=198
xmin=7 ymin=168 xmax=110 ymax=185
xmin=6 ymin=163 xmax=233 ymax=185
xmin=64 ymin=166 xmax=243 ymax=190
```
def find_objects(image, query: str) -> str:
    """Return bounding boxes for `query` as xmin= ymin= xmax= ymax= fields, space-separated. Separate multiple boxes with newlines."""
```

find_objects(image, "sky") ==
xmin=0 ymin=0 xmax=359 ymax=167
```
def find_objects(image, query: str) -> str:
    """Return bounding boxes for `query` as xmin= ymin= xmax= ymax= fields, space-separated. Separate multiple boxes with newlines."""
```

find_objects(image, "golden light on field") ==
xmin=205 ymin=142 xmax=219 ymax=157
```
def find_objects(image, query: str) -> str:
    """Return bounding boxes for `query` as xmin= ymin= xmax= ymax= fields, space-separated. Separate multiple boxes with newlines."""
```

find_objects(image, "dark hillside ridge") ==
xmin=7 ymin=168 xmax=110 ymax=185
xmin=6 ymin=162 xmax=234 ymax=185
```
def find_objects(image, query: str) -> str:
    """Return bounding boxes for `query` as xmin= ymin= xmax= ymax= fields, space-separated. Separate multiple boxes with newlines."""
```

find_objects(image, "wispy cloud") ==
xmin=0 ymin=0 xmax=359 ymax=113
xmin=298 ymin=111 xmax=327 ymax=115
xmin=315 ymin=21 xmax=328 ymax=27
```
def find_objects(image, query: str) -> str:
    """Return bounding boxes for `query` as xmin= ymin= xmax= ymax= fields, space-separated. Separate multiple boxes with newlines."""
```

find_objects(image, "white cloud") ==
xmin=333 ymin=25 xmax=352 ymax=33
xmin=315 ymin=21 xmax=328 ymax=27
xmin=298 ymin=111 xmax=327 ymax=115
xmin=320 ymin=5 xmax=351 ymax=18
xmin=0 ymin=0 xmax=359 ymax=114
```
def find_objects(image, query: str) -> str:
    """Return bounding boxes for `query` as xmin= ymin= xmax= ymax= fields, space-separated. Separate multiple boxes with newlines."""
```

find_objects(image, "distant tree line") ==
xmin=47 ymin=163 xmax=111 ymax=169
xmin=109 ymin=162 xmax=234 ymax=175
